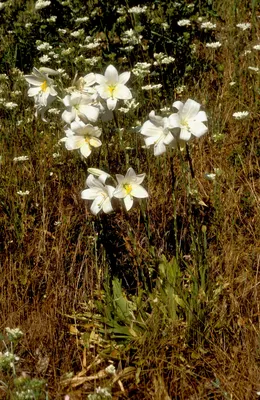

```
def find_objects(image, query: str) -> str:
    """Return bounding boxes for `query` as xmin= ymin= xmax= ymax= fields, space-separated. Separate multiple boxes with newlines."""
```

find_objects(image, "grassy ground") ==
xmin=0 ymin=0 xmax=260 ymax=399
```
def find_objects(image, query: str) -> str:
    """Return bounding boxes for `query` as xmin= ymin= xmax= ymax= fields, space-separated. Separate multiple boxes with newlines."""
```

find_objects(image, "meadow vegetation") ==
xmin=0 ymin=0 xmax=259 ymax=399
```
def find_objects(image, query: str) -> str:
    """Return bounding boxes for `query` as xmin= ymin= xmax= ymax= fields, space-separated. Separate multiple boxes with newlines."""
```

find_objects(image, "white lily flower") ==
xmin=24 ymin=67 xmax=58 ymax=107
xmin=62 ymin=121 xmax=102 ymax=158
xmin=168 ymin=99 xmax=208 ymax=141
xmin=113 ymin=167 xmax=148 ymax=211
xmin=95 ymin=65 xmax=132 ymax=110
xmin=140 ymin=111 xmax=176 ymax=156
xmin=81 ymin=174 xmax=115 ymax=215
xmin=87 ymin=168 xmax=111 ymax=184
xmin=62 ymin=91 xmax=99 ymax=124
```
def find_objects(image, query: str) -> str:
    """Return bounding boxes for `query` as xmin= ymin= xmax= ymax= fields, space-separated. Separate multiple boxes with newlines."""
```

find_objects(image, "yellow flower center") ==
xmin=181 ymin=118 xmax=190 ymax=129
xmin=40 ymin=80 xmax=48 ymax=92
xmin=123 ymin=184 xmax=132 ymax=195
xmin=108 ymin=85 xmax=116 ymax=97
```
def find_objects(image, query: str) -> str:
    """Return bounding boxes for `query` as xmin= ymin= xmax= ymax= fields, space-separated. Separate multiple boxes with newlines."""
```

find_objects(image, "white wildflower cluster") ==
xmin=248 ymin=66 xmax=259 ymax=72
xmin=35 ymin=0 xmax=51 ymax=10
xmin=118 ymin=98 xmax=139 ymax=113
xmin=70 ymin=29 xmax=84 ymax=38
xmin=141 ymin=83 xmax=162 ymax=91
xmin=201 ymin=21 xmax=216 ymax=30
xmin=154 ymin=52 xmax=175 ymax=65
xmin=5 ymin=327 xmax=23 ymax=341
xmin=236 ymin=23 xmax=251 ymax=30
xmin=39 ymin=55 xmax=51 ymax=63
xmin=232 ymin=111 xmax=249 ymax=119
xmin=0 ymin=351 xmax=19 ymax=370
xmin=121 ymin=29 xmax=143 ymax=46
xmin=13 ymin=388 xmax=36 ymax=399
xmin=128 ymin=5 xmax=147 ymax=14
xmin=206 ymin=42 xmax=221 ymax=49
xmin=17 ymin=190 xmax=30 ymax=196
xmin=5 ymin=102 xmax=18 ymax=109
xmin=47 ymin=15 xmax=57 ymax=23
xmin=75 ymin=16 xmax=89 ymax=23
xmin=13 ymin=155 xmax=29 ymax=162
xmin=37 ymin=42 xmax=52 ymax=51
xmin=253 ymin=44 xmax=260 ymax=51
xmin=132 ymin=62 xmax=152 ymax=77
xmin=177 ymin=19 xmax=191 ymax=27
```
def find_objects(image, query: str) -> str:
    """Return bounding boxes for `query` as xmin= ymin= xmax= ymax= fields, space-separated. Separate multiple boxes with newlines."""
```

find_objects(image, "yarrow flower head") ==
xmin=236 ymin=23 xmax=251 ymax=30
xmin=35 ymin=0 xmax=51 ymax=10
xmin=168 ymin=99 xmax=208 ymax=141
xmin=62 ymin=121 xmax=102 ymax=158
xmin=81 ymin=174 xmax=115 ymax=215
xmin=140 ymin=111 xmax=176 ymax=156
xmin=206 ymin=42 xmax=221 ymax=49
xmin=201 ymin=21 xmax=216 ymax=30
xmin=177 ymin=19 xmax=191 ymax=27
xmin=113 ymin=167 xmax=148 ymax=211
xmin=95 ymin=65 xmax=132 ymax=110
xmin=232 ymin=111 xmax=249 ymax=119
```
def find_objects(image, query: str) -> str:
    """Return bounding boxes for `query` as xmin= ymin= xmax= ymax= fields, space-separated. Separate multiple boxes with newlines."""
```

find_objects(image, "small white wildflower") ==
xmin=253 ymin=44 xmax=260 ymax=51
xmin=128 ymin=5 xmax=147 ymax=14
xmin=201 ymin=21 xmax=216 ymax=29
xmin=5 ymin=102 xmax=18 ymax=109
xmin=75 ymin=16 xmax=89 ymax=23
xmin=248 ymin=66 xmax=259 ymax=72
xmin=58 ymin=28 xmax=67 ymax=34
xmin=48 ymin=108 xmax=60 ymax=115
xmin=25 ymin=22 xmax=32 ymax=28
xmin=35 ymin=0 xmax=51 ymax=10
xmin=85 ymin=42 xmax=100 ymax=49
xmin=232 ymin=111 xmax=249 ymax=119
xmin=236 ymin=23 xmax=251 ymax=30
xmin=85 ymin=56 xmax=101 ymax=66
xmin=117 ymin=6 xmax=126 ymax=14
xmin=61 ymin=48 xmax=73 ymax=56
xmin=204 ymin=173 xmax=216 ymax=181
xmin=160 ymin=106 xmax=171 ymax=112
xmin=17 ymin=190 xmax=30 ymax=196
xmin=175 ymin=85 xmax=186 ymax=94
xmin=177 ymin=19 xmax=191 ymax=27
xmin=47 ymin=15 xmax=57 ymax=23
xmin=37 ymin=42 xmax=52 ymax=51
xmin=141 ymin=83 xmax=162 ymax=90
xmin=105 ymin=364 xmax=116 ymax=375
xmin=70 ymin=29 xmax=84 ymax=38
xmin=5 ymin=327 xmax=23 ymax=341
xmin=52 ymin=153 xmax=60 ymax=158
xmin=120 ymin=45 xmax=134 ymax=52
xmin=13 ymin=155 xmax=29 ymax=162
xmin=244 ymin=50 xmax=252 ymax=55
xmin=0 ymin=73 xmax=8 ymax=81
xmin=161 ymin=22 xmax=169 ymax=30
xmin=39 ymin=55 xmax=51 ymax=63
xmin=206 ymin=42 xmax=221 ymax=49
